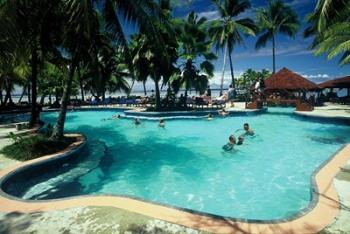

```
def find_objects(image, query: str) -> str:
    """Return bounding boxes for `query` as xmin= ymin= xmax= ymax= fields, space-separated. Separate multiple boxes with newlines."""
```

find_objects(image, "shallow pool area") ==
xmin=2 ymin=108 xmax=350 ymax=221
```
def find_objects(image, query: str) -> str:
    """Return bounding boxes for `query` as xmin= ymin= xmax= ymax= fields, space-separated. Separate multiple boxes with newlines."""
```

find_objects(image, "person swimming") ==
xmin=223 ymin=135 xmax=236 ymax=151
xmin=243 ymin=123 xmax=254 ymax=136
xmin=207 ymin=113 xmax=214 ymax=120
xmin=218 ymin=109 xmax=229 ymax=116
xmin=135 ymin=118 xmax=141 ymax=125
xmin=159 ymin=118 xmax=165 ymax=127
xmin=237 ymin=136 xmax=244 ymax=145
xmin=112 ymin=114 xmax=121 ymax=119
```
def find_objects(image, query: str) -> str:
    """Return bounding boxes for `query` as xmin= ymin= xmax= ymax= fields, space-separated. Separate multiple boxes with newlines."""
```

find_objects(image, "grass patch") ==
xmin=0 ymin=134 xmax=77 ymax=161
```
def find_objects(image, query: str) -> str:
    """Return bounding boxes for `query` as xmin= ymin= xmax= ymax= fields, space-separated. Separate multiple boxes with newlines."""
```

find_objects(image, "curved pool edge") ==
xmin=0 ymin=136 xmax=349 ymax=234
xmin=294 ymin=110 xmax=350 ymax=124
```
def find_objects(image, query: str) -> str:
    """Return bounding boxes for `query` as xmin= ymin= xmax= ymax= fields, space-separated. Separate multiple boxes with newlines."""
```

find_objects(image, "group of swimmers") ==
xmin=223 ymin=123 xmax=254 ymax=151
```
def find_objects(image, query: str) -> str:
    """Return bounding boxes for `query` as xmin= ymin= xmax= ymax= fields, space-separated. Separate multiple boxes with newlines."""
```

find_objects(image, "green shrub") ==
xmin=0 ymin=134 xmax=76 ymax=161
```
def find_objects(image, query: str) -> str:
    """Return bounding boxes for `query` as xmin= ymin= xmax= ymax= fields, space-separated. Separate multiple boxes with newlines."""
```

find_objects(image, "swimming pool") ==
xmin=2 ymin=108 xmax=350 ymax=221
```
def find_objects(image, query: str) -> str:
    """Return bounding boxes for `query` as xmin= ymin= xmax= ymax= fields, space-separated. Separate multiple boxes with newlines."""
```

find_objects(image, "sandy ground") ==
xmin=0 ymin=206 xmax=206 ymax=234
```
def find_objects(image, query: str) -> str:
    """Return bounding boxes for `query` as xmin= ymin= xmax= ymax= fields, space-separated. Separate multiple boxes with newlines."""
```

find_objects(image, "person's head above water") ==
xmin=238 ymin=136 xmax=244 ymax=145
xmin=244 ymin=123 xmax=249 ymax=131
xmin=159 ymin=118 xmax=164 ymax=123
xmin=229 ymin=135 xmax=236 ymax=144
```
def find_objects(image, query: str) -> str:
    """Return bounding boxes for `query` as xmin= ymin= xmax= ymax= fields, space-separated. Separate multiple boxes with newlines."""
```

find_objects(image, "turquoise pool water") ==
xmin=6 ymin=108 xmax=350 ymax=220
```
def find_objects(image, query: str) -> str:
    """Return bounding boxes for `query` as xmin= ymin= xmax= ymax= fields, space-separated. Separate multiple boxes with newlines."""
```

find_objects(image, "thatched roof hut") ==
xmin=319 ymin=75 xmax=350 ymax=89
xmin=265 ymin=68 xmax=319 ymax=91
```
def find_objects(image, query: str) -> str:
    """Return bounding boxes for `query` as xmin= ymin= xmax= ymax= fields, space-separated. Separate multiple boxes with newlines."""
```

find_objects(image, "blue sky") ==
xmin=122 ymin=0 xmax=350 ymax=89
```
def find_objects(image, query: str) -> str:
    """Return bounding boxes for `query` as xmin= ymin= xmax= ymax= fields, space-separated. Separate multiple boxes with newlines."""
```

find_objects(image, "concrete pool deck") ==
xmin=295 ymin=103 xmax=350 ymax=121
xmin=0 ymin=129 xmax=350 ymax=233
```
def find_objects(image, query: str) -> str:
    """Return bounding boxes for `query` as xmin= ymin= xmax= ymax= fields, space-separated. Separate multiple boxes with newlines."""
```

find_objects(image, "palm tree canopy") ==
xmin=209 ymin=0 xmax=257 ymax=52
xmin=305 ymin=0 xmax=350 ymax=65
xmin=255 ymin=0 xmax=300 ymax=50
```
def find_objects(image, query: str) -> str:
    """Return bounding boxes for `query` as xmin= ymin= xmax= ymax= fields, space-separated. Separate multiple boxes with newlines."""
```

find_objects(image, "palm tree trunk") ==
xmin=154 ymin=76 xmax=161 ymax=110
xmin=51 ymin=63 xmax=76 ymax=141
xmin=29 ymin=46 xmax=39 ymax=127
xmin=228 ymin=51 xmax=235 ymax=88
xmin=4 ymin=86 xmax=11 ymax=106
xmin=27 ymin=84 xmax=31 ymax=104
xmin=0 ymin=89 xmax=3 ymax=105
xmin=77 ymin=64 xmax=84 ymax=101
xmin=40 ymin=93 xmax=47 ymax=105
xmin=272 ymin=35 xmax=276 ymax=74
xmin=128 ymin=79 xmax=135 ymax=97
xmin=143 ymin=81 xmax=147 ymax=96
xmin=101 ymin=75 xmax=106 ymax=102
xmin=220 ymin=44 xmax=228 ymax=96
xmin=18 ymin=85 xmax=27 ymax=103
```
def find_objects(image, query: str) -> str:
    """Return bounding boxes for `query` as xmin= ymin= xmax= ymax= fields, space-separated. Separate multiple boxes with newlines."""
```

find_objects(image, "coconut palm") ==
xmin=255 ymin=0 xmax=300 ymax=73
xmin=209 ymin=0 xmax=256 ymax=90
xmin=0 ymin=0 xmax=64 ymax=126
xmin=304 ymin=0 xmax=350 ymax=65
xmin=176 ymin=12 xmax=216 ymax=99
xmin=130 ymin=1 xmax=178 ymax=110
xmin=314 ymin=22 xmax=350 ymax=65
xmin=50 ymin=0 xmax=157 ymax=139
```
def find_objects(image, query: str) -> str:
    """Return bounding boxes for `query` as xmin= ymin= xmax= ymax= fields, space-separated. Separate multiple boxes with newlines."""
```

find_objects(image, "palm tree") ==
xmin=130 ymin=1 xmax=178 ymax=110
xmin=0 ymin=0 xmax=64 ymax=126
xmin=314 ymin=22 xmax=350 ymax=65
xmin=304 ymin=0 xmax=350 ymax=65
xmin=209 ymin=0 xmax=256 ymax=90
xmin=176 ymin=12 xmax=216 ymax=100
xmin=51 ymin=0 xmax=157 ymax=139
xmin=255 ymin=0 xmax=300 ymax=73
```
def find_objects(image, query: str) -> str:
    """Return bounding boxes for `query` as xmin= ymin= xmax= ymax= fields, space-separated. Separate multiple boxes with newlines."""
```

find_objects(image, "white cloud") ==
xmin=209 ymin=70 xmax=244 ymax=86
xmin=298 ymin=73 xmax=332 ymax=84
xmin=197 ymin=10 xmax=220 ymax=21
xmin=302 ymin=74 xmax=330 ymax=79
xmin=232 ymin=44 xmax=313 ymax=59
xmin=288 ymin=0 xmax=310 ymax=8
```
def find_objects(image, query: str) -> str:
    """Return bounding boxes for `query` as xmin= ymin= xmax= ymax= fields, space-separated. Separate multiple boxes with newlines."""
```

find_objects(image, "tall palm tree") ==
xmin=209 ymin=0 xmax=256 ymax=90
xmin=176 ymin=12 xmax=216 ymax=99
xmin=255 ymin=0 xmax=300 ymax=73
xmin=0 ymin=0 xmax=64 ymax=126
xmin=51 ymin=0 xmax=157 ymax=139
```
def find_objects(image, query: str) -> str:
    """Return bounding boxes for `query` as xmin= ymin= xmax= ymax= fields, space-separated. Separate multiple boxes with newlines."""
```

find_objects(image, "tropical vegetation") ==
xmin=255 ymin=0 xmax=300 ymax=73
xmin=210 ymin=0 xmax=256 ymax=92
xmin=305 ymin=0 xmax=350 ymax=65
xmin=0 ymin=0 xmax=348 ymax=146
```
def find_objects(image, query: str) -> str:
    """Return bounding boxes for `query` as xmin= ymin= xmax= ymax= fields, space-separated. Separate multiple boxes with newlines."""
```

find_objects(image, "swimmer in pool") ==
xmin=112 ymin=114 xmax=121 ymax=119
xmin=237 ymin=136 xmax=244 ymax=145
xmin=207 ymin=113 xmax=214 ymax=120
xmin=218 ymin=109 xmax=229 ymax=116
xmin=159 ymin=118 xmax=165 ymax=127
xmin=223 ymin=135 xmax=236 ymax=151
xmin=135 ymin=118 xmax=141 ymax=125
xmin=243 ymin=123 xmax=254 ymax=136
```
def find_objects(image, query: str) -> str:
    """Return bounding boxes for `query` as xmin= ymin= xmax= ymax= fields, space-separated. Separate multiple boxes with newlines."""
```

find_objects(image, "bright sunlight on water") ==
xmin=6 ymin=108 xmax=350 ymax=220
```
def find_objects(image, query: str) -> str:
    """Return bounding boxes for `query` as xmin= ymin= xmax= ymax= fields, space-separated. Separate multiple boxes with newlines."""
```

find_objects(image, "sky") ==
xmin=124 ymin=0 xmax=350 ymax=90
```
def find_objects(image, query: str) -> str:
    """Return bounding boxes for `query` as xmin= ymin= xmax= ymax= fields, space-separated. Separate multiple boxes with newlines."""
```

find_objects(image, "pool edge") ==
xmin=0 ymin=135 xmax=348 ymax=234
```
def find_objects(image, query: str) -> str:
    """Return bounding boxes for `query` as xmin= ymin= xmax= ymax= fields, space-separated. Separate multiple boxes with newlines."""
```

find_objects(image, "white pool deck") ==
xmin=295 ymin=103 xmax=350 ymax=120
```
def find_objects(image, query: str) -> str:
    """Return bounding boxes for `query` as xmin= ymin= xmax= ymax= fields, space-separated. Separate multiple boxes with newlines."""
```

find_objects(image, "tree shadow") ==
xmin=0 ymin=212 xmax=41 ymax=234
